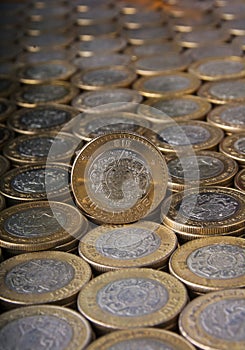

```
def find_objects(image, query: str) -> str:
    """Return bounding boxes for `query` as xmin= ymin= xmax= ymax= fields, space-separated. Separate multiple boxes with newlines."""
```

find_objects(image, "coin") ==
xmin=71 ymin=88 xmax=142 ymax=114
xmin=25 ymin=18 xmax=72 ymax=36
xmin=176 ymin=28 xmax=230 ymax=48
xmin=7 ymin=104 xmax=79 ymax=135
xmin=3 ymin=132 xmax=79 ymax=166
xmin=0 ymin=155 xmax=10 ymax=177
xmin=72 ymin=37 xmax=127 ymax=57
xmin=0 ymin=98 xmax=15 ymax=123
xmin=234 ymin=168 xmax=245 ymax=192
xmin=0 ymin=250 xmax=92 ymax=308
xmin=74 ymin=0 xmax=113 ymax=12
xmin=0 ymin=124 xmax=14 ymax=150
xmin=0 ymin=200 xmax=88 ymax=252
xmin=23 ymin=34 xmax=73 ymax=52
xmin=73 ymin=53 xmax=131 ymax=70
xmin=198 ymin=79 xmax=245 ymax=104
xmin=121 ymin=10 xmax=166 ymax=29
xmin=137 ymin=95 xmax=211 ymax=123
xmin=0 ymin=305 xmax=92 ymax=350
xmin=169 ymin=236 xmax=245 ymax=293
xmin=167 ymin=151 xmax=238 ymax=191
xmin=233 ymin=35 xmax=245 ymax=51
xmin=220 ymin=133 xmax=245 ymax=166
xmin=0 ymin=76 xmax=19 ymax=98
xmin=147 ymin=121 xmax=224 ymax=153
xmin=86 ymin=328 xmax=196 ymax=350
xmin=125 ymin=42 xmax=181 ymax=60
xmin=171 ymin=12 xmax=220 ymax=33
xmin=71 ymin=132 xmax=168 ymax=224
xmin=133 ymin=72 xmax=201 ymax=98
xmin=14 ymin=82 xmax=79 ymax=107
xmin=124 ymin=26 xmax=172 ymax=45
xmin=216 ymin=3 xmax=245 ymax=20
xmin=78 ymin=221 xmax=177 ymax=271
xmin=0 ymin=163 xmax=71 ymax=203
xmin=179 ymin=289 xmax=245 ymax=350
xmin=77 ymin=268 xmax=188 ymax=332
xmin=17 ymin=49 xmax=76 ymax=64
xmin=162 ymin=0 xmax=214 ymax=17
xmin=189 ymin=56 xmax=245 ymax=81
xmin=71 ymin=67 xmax=136 ymax=90
xmin=75 ymin=7 xmax=118 ymax=25
xmin=222 ymin=18 xmax=245 ymax=36
xmin=75 ymin=22 xmax=119 ymax=40
xmin=161 ymin=187 xmax=245 ymax=236
xmin=207 ymin=103 xmax=245 ymax=134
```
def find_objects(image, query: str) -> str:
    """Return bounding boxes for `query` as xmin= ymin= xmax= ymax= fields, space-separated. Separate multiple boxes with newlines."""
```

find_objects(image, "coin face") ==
xmin=121 ymin=10 xmax=166 ymax=29
xmin=222 ymin=18 xmax=245 ymax=36
xmin=176 ymin=28 xmax=230 ymax=48
xmin=76 ymin=7 xmax=118 ymax=25
xmin=184 ymin=43 xmax=243 ymax=62
xmin=75 ymin=22 xmax=119 ymax=40
xmin=179 ymin=289 xmax=245 ymax=350
xmin=18 ymin=49 xmax=75 ymax=64
xmin=125 ymin=42 xmax=180 ymax=60
xmin=125 ymin=26 xmax=172 ymax=45
xmin=73 ymin=53 xmax=131 ymax=70
xmin=73 ymin=37 xmax=127 ymax=57
xmin=23 ymin=34 xmax=73 ymax=52
xmin=71 ymin=132 xmax=168 ymax=224
xmin=220 ymin=133 xmax=245 ymax=165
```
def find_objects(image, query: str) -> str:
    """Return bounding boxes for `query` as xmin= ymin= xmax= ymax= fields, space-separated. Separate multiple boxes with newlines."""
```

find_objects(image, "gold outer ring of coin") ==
xmin=137 ymin=95 xmax=212 ymax=123
xmin=133 ymin=72 xmax=201 ymax=98
xmin=0 ymin=251 xmax=92 ymax=308
xmin=0 ymin=201 xmax=88 ymax=252
xmin=169 ymin=236 xmax=245 ymax=293
xmin=77 ymin=268 xmax=188 ymax=332
xmin=207 ymin=103 xmax=245 ymax=134
xmin=71 ymin=131 xmax=169 ymax=224
xmin=86 ymin=327 xmax=196 ymax=350
xmin=179 ymin=289 xmax=245 ymax=350
xmin=234 ymin=168 xmax=245 ymax=192
xmin=0 ymin=98 xmax=16 ymax=123
xmin=161 ymin=186 xmax=245 ymax=235
xmin=78 ymin=221 xmax=178 ymax=271
xmin=188 ymin=56 xmax=245 ymax=81
xmin=219 ymin=132 xmax=245 ymax=166
xmin=167 ymin=150 xmax=239 ymax=192
xmin=0 ymin=304 xmax=93 ymax=350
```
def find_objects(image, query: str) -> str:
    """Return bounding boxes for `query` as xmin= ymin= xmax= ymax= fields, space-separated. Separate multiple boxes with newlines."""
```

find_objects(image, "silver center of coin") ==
xmin=108 ymin=339 xmax=174 ymax=350
xmin=25 ymin=64 xmax=67 ymax=80
xmin=4 ymin=208 xmax=66 ymax=238
xmin=20 ymin=109 xmax=69 ymax=128
xmin=234 ymin=137 xmax=245 ymax=154
xmin=83 ymin=70 xmax=128 ymax=86
xmin=159 ymin=125 xmax=210 ymax=146
xmin=5 ymin=259 xmax=74 ymax=294
xmin=199 ymin=61 xmax=244 ymax=76
xmin=200 ymin=299 xmax=245 ymax=341
xmin=95 ymin=227 xmax=161 ymax=260
xmin=152 ymin=99 xmax=198 ymax=117
xmin=97 ymin=277 xmax=168 ymax=317
xmin=187 ymin=244 xmax=245 ymax=279
xmin=220 ymin=105 xmax=245 ymax=125
xmin=144 ymin=76 xmax=189 ymax=92
xmin=179 ymin=193 xmax=240 ymax=221
xmin=210 ymin=81 xmax=245 ymax=99
xmin=0 ymin=315 xmax=72 ymax=350
xmin=23 ymin=85 xmax=68 ymax=103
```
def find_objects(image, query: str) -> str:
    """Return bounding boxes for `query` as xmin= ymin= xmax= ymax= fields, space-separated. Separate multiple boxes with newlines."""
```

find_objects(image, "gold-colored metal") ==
xmin=220 ymin=133 xmax=245 ymax=167
xmin=234 ymin=168 xmax=245 ymax=192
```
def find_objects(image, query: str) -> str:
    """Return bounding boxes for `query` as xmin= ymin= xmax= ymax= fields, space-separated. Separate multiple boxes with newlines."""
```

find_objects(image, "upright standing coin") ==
xmin=71 ymin=132 xmax=168 ymax=224
xmin=75 ymin=22 xmax=119 ymax=41
xmin=77 ymin=268 xmax=188 ymax=332
xmin=179 ymin=289 xmax=245 ymax=350
xmin=234 ymin=168 xmax=245 ymax=192
xmin=0 ymin=251 xmax=92 ymax=309
xmin=0 ymin=305 xmax=92 ymax=350
xmin=220 ymin=133 xmax=245 ymax=167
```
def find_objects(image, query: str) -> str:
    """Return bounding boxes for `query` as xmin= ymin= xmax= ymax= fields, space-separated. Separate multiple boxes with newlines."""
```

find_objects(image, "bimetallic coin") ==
xmin=198 ymin=79 xmax=245 ymax=104
xmin=0 ymin=98 xmax=16 ymax=123
xmin=23 ymin=34 xmax=74 ymax=52
xmin=207 ymin=103 xmax=245 ymax=134
xmin=71 ymin=89 xmax=142 ymax=114
xmin=161 ymin=187 xmax=245 ymax=236
xmin=25 ymin=18 xmax=72 ymax=36
xmin=175 ymin=28 xmax=230 ymax=48
xmin=0 ymin=251 xmax=92 ymax=308
xmin=121 ymin=10 xmax=166 ymax=29
xmin=74 ymin=0 xmax=113 ymax=12
xmin=72 ymin=37 xmax=127 ymax=57
xmin=235 ymin=168 xmax=245 ymax=192
xmin=75 ymin=7 xmax=118 ymax=25
xmin=14 ymin=82 xmax=79 ymax=107
xmin=220 ymin=133 xmax=245 ymax=166
xmin=125 ymin=42 xmax=181 ymax=60
xmin=171 ymin=12 xmax=220 ymax=33
xmin=0 ymin=155 xmax=10 ymax=177
xmin=73 ymin=54 xmax=131 ymax=71
xmin=0 ymin=305 xmax=92 ymax=350
xmin=233 ymin=35 xmax=245 ymax=51
xmin=75 ymin=22 xmax=119 ymax=40
xmin=179 ymin=289 xmax=245 ymax=350
xmin=216 ymin=3 xmax=245 ymax=20
xmin=137 ymin=95 xmax=211 ymax=123
xmin=86 ymin=328 xmax=196 ymax=350
xmin=77 ymin=268 xmax=187 ymax=332
xmin=169 ymin=236 xmax=245 ymax=293
xmin=167 ymin=151 xmax=238 ymax=192
xmin=0 ymin=76 xmax=19 ymax=98
xmin=0 ymin=124 xmax=14 ymax=150
xmin=189 ymin=56 xmax=245 ymax=81
xmin=71 ymin=132 xmax=168 ymax=224
xmin=27 ymin=6 xmax=68 ymax=21
xmin=222 ymin=18 xmax=245 ymax=36
xmin=71 ymin=67 xmax=136 ymax=91
xmin=78 ymin=221 xmax=177 ymax=271
xmin=0 ymin=201 xmax=88 ymax=252
xmin=124 ymin=26 xmax=172 ymax=45
xmin=133 ymin=72 xmax=201 ymax=98
xmin=17 ymin=49 xmax=76 ymax=64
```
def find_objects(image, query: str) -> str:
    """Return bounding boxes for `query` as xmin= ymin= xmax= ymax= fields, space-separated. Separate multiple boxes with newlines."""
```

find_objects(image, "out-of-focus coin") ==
xmin=71 ymin=132 xmax=168 ymax=224
xmin=162 ymin=0 xmax=214 ymax=17
xmin=0 ymin=251 xmax=92 ymax=308
xmin=73 ymin=53 xmax=131 ymax=70
xmin=71 ymin=67 xmax=136 ymax=90
xmin=23 ymin=34 xmax=74 ymax=52
xmin=198 ymin=79 xmax=245 ymax=104
xmin=0 ymin=305 xmax=92 ymax=350
xmin=121 ymin=10 xmax=166 ymax=29
xmin=207 ymin=103 xmax=245 ymax=134
xmin=234 ymin=168 xmax=245 ymax=192
xmin=124 ymin=26 xmax=172 ymax=45
xmin=17 ymin=61 xmax=77 ymax=84
xmin=0 ymin=201 xmax=88 ymax=252
xmin=75 ymin=22 xmax=119 ymax=41
xmin=25 ymin=17 xmax=72 ymax=36
xmin=133 ymin=72 xmax=201 ymax=98
xmin=27 ymin=6 xmax=68 ymax=21
xmin=0 ymin=76 xmax=19 ymax=98
xmin=72 ymin=37 xmax=127 ymax=57
xmin=169 ymin=236 xmax=245 ymax=293
xmin=0 ymin=98 xmax=16 ymax=123
xmin=78 ymin=221 xmax=177 ymax=271
xmin=125 ymin=42 xmax=181 ymax=60
xmin=216 ymin=3 xmax=245 ymax=20
xmin=117 ymin=0 xmax=158 ymax=15
xmin=71 ymin=88 xmax=142 ymax=113
xmin=167 ymin=151 xmax=238 ymax=192
xmin=14 ymin=82 xmax=79 ymax=107
xmin=175 ymin=28 xmax=230 ymax=48
xmin=148 ymin=121 xmax=224 ymax=153
xmin=183 ymin=43 xmax=243 ymax=61
xmin=73 ymin=0 xmax=113 ymax=12
xmin=222 ymin=18 xmax=245 ymax=36
xmin=220 ymin=133 xmax=245 ymax=166
xmin=77 ymin=268 xmax=187 ymax=332
xmin=7 ymin=104 xmax=79 ymax=135
xmin=0 ymin=124 xmax=14 ymax=150
xmin=0 ymin=155 xmax=10 ymax=177
xmin=75 ymin=7 xmax=118 ymax=25
xmin=171 ymin=12 xmax=220 ymax=32
xmin=86 ymin=328 xmax=196 ymax=350
xmin=179 ymin=289 xmax=245 ymax=350
xmin=233 ymin=35 xmax=245 ymax=50
xmin=17 ymin=49 xmax=76 ymax=64
xmin=189 ymin=56 xmax=245 ymax=81
xmin=138 ymin=95 xmax=211 ymax=123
